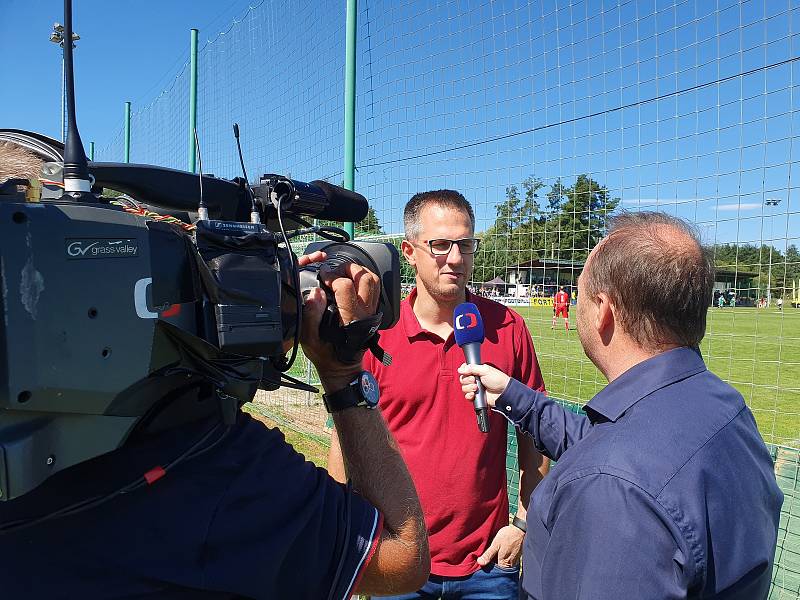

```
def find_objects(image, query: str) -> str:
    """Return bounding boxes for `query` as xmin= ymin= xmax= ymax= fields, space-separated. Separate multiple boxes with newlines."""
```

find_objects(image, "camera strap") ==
xmin=321 ymin=310 xmax=392 ymax=366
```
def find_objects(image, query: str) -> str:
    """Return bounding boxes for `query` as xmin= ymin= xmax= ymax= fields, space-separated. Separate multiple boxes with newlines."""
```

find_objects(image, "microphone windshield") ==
xmin=453 ymin=302 xmax=485 ymax=346
xmin=310 ymin=180 xmax=369 ymax=222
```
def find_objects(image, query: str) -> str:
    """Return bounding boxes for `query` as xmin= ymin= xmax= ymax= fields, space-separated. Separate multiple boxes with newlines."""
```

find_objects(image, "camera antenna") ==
xmin=194 ymin=127 xmax=208 ymax=221
xmin=61 ymin=0 xmax=93 ymax=201
xmin=233 ymin=123 xmax=260 ymax=224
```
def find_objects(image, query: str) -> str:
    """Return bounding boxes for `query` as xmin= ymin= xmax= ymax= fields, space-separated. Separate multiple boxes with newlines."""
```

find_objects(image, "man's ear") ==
xmin=594 ymin=292 xmax=615 ymax=337
xmin=401 ymin=239 xmax=416 ymax=267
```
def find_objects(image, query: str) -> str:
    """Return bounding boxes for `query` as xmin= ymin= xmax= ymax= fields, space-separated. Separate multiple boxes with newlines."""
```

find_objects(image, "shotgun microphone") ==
xmin=453 ymin=302 xmax=490 ymax=433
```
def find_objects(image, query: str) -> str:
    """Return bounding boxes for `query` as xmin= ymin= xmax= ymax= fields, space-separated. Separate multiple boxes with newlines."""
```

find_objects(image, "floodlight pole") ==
xmin=765 ymin=198 xmax=782 ymax=305
xmin=123 ymin=101 xmax=131 ymax=163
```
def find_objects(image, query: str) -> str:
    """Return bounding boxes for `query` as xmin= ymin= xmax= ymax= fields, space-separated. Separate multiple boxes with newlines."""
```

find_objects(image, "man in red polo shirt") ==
xmin=328 ymin=190 xmax=549 ymax=599
xmin=552 ymin=286 xmax=570 ymax=331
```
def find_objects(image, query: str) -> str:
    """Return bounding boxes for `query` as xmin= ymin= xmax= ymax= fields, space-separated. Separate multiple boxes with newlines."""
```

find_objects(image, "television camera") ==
xmin=0 ymin=1 xmax=399 ymax=504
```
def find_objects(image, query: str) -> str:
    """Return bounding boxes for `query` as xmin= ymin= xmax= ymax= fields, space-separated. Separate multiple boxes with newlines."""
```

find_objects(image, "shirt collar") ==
xmin=583 ymin=347 xmax=707 ymax=423
xmin=400 ymin=287 xmax=476 ymax=340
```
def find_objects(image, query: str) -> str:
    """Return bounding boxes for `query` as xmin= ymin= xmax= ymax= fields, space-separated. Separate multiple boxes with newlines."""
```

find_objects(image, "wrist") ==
xmin=318 ymin=366 xmax=363 ymax=394
xmin=511 ymin=515 xmax=527 ymax=533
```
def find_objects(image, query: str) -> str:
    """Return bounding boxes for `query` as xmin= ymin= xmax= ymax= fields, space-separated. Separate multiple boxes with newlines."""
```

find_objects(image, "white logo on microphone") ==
xmin=455 ymin=313 xmax=478 ymax=330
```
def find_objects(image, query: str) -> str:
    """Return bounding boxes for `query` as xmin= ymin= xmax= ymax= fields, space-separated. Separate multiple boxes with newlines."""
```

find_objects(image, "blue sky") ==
xmin=2 ymin=0 xmax=798 ymax=250
xmin=0 ymin=0 xmax=252 ymax=144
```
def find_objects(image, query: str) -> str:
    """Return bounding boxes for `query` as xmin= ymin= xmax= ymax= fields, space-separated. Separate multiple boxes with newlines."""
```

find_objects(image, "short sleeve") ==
xmin=201 ymin=418 xmax=382 ymax=600
xmin=512 ymin=313 xmax=546 ymax=392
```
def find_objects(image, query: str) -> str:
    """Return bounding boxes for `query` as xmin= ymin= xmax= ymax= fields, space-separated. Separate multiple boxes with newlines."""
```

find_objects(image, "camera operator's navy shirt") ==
xmin=0 ymin=412 xmax=381 ymax=599
xmin=496 ymin=347 xmax=783 ymax=600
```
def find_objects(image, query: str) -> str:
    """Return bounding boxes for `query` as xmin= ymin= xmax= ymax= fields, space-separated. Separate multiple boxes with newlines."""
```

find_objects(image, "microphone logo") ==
xmin=455 ymin=312 xmax=478 ymax=330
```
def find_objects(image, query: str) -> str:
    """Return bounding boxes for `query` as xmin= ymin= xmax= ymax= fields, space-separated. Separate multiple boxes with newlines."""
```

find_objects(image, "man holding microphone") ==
xmin=459 ymin=212 xmax=783 ymax=600
xmin=329 ymin=190 xmax=549 ymax=599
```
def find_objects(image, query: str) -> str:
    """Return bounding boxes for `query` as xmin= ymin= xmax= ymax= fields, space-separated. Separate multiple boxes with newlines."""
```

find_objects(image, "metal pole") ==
xmin=50 ymin=25 xmax=74 ymax=143
xmin=89 ymin=141 xmax=94 ymax=161
xmin=188 ymin=28 xmax=199 ymax=173
xmin=61 ymin=54 xmax=66 ymax=142
xmin=343 ymin=0 xmax=357 ymax=238
xmin=767 ymin=241 xmax=772 ymax=306
xmin=765 ymin=198 xmax=782 ymax=306
xmin=123 ymin=101 xmax=131 ymax=163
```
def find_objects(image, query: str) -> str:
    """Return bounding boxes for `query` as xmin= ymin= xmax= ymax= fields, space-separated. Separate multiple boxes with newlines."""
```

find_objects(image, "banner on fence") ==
xmin=495 ymin=296 xmax=531 ymax=306
xmin=529 ymin=297 xmax=554 ymax=307
xmin=496 ymin=297 xmax=555 ymax=307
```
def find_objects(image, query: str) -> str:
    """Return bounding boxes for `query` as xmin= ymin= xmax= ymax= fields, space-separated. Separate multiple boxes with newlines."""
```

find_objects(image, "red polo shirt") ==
xmin=364 ymin=289 xmax=545 ymax=577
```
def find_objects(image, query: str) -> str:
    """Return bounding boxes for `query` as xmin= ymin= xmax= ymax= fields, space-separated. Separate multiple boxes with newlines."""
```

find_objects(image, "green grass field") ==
xmin=266 ymin=304 xmax=800 ymax=454
xmin=519 ymin=305 xmax=800 ymax=449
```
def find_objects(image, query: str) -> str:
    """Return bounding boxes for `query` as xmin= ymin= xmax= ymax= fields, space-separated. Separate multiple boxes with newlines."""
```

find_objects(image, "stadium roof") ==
xmin=509 ymin=258 xmax=586 ymax=270
xmin=506 ymin=260 xmax=756 ymax=283
xmin=483 ymin=276 xmax=506 ymax=285
xmin=715 ymin=267 xmax=759 ymax=281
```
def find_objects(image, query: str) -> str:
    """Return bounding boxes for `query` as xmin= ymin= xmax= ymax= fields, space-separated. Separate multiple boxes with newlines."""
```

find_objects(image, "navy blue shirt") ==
xmin=496 ymin=347 xmax=783 ymax=600
xmin=0 ymin=412 xmax=381 ymax=599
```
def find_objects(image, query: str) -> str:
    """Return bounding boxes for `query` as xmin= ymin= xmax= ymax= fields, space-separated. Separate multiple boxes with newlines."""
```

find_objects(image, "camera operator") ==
xmin=0 ymin=142 xmax=429 ymax=598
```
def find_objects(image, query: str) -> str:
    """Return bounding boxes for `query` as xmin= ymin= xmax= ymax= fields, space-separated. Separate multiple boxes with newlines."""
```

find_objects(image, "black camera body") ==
xmin=0 ymin=153 xmax=400 ymax=502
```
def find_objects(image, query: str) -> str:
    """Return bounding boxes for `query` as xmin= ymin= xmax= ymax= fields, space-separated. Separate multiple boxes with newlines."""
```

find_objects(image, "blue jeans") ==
xmin=376 ymin=563 xmax=519 ymax=600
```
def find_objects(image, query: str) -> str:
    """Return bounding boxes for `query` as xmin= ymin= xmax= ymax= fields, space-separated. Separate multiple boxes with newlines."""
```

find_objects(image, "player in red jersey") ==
xmin=552 ymin=286 xmax=570 ymax=331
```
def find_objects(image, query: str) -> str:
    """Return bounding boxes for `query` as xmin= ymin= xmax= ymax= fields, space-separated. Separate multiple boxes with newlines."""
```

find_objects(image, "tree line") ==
xmin=712 ymin=243 xmax=800 ymax=298
xmin=344 ymin=177 xmax=799 ymax=299
xmin=473 ymin=174 xmax=619 ymax=283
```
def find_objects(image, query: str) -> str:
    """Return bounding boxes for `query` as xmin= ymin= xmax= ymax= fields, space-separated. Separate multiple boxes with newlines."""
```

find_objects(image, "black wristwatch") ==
xmin=512 ymin=515 xmax=527 ymax=533
xmin=322 ymin=371 xmax=380 ymax=413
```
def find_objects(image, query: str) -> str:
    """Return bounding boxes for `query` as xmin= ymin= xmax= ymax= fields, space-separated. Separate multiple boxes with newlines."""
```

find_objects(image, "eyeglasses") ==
xmin=415 ymin=238 xmax=480 ymax=256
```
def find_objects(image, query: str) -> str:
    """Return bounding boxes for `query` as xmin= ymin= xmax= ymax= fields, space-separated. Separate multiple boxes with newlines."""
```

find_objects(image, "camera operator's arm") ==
xmin=327 ymin=429 xmax=346 ymax=483
xmin=299 ymin=253 xmax=429 ymax=596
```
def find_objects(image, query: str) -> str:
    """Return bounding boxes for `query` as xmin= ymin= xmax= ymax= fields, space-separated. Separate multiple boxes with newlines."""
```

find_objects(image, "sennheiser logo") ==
xmin=66 ymin=239 xmax=139 ymax=259
xmin=210 ymin=222 xmax=260 ymax=232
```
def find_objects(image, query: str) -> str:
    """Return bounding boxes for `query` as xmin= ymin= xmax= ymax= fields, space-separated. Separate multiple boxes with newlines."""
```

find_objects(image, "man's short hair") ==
xmin=0 ymin=141 xmax=42 ymax=183
xmin=583 ymin=211 xmax=714 ymax=349
xmin=403 ymin=190 xmax=475 ymax=240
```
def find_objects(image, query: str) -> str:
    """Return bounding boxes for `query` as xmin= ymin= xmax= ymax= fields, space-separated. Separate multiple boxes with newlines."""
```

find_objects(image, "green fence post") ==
xmin=343 ymin=0 xmax=357 ymax=239
xmin=123 ymin=101 xmax=131 ymax=163
xmin=188 ymin=28 xmax=199 ymax=173
xmin=89 ymin=141 xmax=94 ymax=161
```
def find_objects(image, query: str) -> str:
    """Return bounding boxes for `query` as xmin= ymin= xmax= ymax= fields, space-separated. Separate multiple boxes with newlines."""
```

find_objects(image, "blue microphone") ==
xmin=453 ymin=302 xmax=490 ymax=433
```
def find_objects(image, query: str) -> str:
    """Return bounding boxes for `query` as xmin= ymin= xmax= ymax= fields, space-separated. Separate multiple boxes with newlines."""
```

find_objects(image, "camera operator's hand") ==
xmin=297 ymin=250 xmax=430 ymax=595
xmin=297 ymin=251 xmax=380 ymax=393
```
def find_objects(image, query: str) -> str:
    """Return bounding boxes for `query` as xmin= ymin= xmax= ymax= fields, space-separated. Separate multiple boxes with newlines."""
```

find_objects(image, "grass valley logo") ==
xmin=66 ymin=239 xmax=139 ymax=259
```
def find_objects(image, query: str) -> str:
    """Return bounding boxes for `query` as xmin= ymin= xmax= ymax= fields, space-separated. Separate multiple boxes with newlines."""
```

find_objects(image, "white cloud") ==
xmin=714 ymin=203 xmax=763 ymax=212
xmin=619 ymin=200 xmax=765 ymax=212
xmin=620 ymin=198 xmax=707 ymax=206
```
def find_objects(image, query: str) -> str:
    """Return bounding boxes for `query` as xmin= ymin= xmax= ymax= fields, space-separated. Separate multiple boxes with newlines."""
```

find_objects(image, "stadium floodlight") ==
xmin=765 ymin=198 xmax=781 ymax=206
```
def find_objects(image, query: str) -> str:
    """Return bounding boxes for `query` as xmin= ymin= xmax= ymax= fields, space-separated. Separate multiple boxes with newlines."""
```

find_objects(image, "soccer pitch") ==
xmin=518 ymin=306 xmax=800 ymax=449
